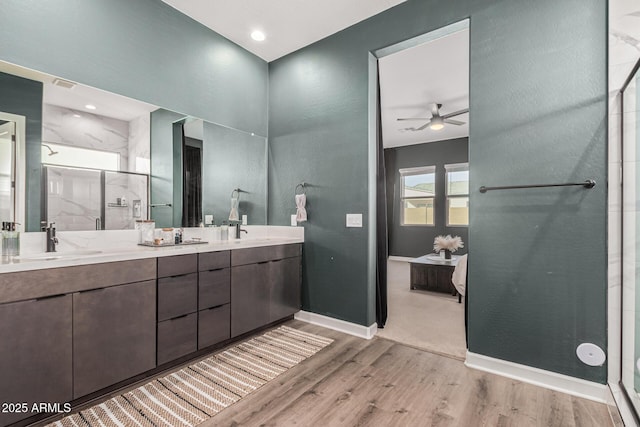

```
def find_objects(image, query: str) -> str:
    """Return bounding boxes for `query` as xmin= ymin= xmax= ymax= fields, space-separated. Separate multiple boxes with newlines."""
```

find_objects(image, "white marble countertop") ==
xmin=0 ymin=226 xmax=303 ymax=274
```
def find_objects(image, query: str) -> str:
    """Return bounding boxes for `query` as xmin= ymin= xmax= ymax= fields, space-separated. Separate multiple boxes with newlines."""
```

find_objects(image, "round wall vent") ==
xmin=576 ymin=343 xmax=606 ymax=366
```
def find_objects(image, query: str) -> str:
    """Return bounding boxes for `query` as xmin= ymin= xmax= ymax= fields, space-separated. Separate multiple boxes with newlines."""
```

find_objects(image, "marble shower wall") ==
xmin=46 ymin=166 xmax=101 ymax=231
xmin=104 ymin=171 xmax=148 ymax=230
xmin=42 ymin=105 xmax=152 ymax=229
xmin=129 ymin=114 xmax=151 ymax=173
xmin=42 ymin=104 xmax=130 ymax=170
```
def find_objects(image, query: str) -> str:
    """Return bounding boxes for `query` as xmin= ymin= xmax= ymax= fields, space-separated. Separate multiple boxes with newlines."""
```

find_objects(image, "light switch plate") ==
xmin=291 ymin=215 xmax=297 ymax=226
xmin=204 ymin=214 xmax=214 ymax=225
xmin=242 ymin=215 xmax=247 ymax=225
xmin=346 ymin=213 xmax=363 ymax=227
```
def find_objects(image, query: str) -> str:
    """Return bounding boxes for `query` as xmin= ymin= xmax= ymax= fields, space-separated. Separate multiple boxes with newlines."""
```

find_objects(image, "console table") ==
xmin=409 ymin=254 xmax=459 ymax=296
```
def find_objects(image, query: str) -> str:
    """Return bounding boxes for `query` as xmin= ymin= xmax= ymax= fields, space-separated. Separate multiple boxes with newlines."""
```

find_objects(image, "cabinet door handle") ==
xmin=78 ymin=287 xmax=106 ymax=294
xmin=36 ymin=293 xmax=68 ymax=301
xmin=170 ymin=313 xmax=190 ymax=321
xmin=271 ymin=259 xmax=283 ymax=263
xmin=257 ymin=261 xmax=270 ymax=265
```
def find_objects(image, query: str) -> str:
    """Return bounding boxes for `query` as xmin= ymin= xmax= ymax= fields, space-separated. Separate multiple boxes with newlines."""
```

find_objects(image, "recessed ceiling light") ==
xmin=85 ymin=104 xmax=96 ymax=110
xmin=73 ymin=114 xmax=81 ymax=118
xmin=251 ymin=30 xmax=266 ymax=42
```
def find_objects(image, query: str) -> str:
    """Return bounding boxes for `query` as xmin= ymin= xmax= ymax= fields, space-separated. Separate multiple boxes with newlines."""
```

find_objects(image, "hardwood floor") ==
xmin=204 ymin=320 xmax=621 ymax=427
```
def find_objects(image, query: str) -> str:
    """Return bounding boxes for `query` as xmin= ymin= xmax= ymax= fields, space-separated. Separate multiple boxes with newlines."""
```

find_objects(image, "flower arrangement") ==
xmin=433 ymin=235 xmax=464 ymax=253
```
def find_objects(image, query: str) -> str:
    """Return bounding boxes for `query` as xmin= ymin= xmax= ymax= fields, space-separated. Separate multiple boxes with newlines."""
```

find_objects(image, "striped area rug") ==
xmin=48 ymin=325 xmax=333 ymax=427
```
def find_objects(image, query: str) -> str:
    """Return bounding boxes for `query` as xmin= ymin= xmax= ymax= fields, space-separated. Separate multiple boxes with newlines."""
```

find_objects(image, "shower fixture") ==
xmin=42 ymin=144 xmax=59 ymax=156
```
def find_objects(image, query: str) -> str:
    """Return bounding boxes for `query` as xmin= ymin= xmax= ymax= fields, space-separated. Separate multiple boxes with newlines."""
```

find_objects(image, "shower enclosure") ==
xmin=42 ymin=164 xmax=149 ymax=231
xmin=621 ymin=58 xmax=640 ymax=418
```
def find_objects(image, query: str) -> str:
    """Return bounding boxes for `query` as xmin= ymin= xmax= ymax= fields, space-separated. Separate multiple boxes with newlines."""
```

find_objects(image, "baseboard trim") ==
xmin=465 ymin=351 xmax=612 ymax=404
xmin=388 ymin=256 xmax=414 ymax=262
xmin=294 ymin=311 xmax=377 ymax=340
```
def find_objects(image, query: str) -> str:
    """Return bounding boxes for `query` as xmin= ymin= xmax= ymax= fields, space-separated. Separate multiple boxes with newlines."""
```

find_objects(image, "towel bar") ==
xmin=479 ymin=179 xmax=595 ymax=193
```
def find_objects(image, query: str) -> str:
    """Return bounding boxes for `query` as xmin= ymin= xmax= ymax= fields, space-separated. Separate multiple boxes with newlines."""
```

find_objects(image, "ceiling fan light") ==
xmin=430 ymin=116 xmax=444 ymax=130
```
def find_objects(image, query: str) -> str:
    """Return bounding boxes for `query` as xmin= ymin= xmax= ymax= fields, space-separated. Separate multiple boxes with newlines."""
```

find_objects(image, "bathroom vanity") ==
xmin=0 ymin=230 xmax=302 ymax=427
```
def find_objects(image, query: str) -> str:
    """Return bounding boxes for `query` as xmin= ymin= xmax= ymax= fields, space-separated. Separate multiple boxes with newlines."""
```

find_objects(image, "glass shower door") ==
xmin=43 ymin=165 xmax=102 ymax=231
xmin=622 ymin=62 xmax=640 ymax=416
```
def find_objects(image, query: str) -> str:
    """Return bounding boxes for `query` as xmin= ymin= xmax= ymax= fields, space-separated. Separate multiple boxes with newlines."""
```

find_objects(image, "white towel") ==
xmin=228 ymin=197 xmax=239 ymax=221
xmin=452 ymin=254 xmax=468 ymax=297
xmin=295 ymin=194 xmax=307 ymax=222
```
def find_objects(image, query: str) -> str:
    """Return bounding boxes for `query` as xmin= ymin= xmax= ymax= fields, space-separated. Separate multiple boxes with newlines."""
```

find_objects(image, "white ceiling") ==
xmin=0 ymin=61 xmax=157 ymax=122
xmin=379 ymin=28 xmax=469 ymax=148
xmin=161 ymin=0 xmax=407 ymax=62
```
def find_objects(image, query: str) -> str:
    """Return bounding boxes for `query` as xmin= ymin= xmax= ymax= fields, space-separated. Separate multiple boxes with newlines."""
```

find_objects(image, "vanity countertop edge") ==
xmin=0 ymin=237 xmax=304 ymax=274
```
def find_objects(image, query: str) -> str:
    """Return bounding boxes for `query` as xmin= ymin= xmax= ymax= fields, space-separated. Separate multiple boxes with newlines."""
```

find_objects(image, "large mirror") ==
xmin=0 ymin=61 xmax=268 ymax=232
xmin=150 ymin=110 xmax=268 ymax=228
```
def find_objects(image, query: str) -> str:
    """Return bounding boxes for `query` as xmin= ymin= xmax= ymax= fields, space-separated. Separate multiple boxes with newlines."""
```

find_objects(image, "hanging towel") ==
xmin=452 ymin=254 xmax=468 ymax=297
xmin=295 ymin=194 xmax=307 ymax=222
xmin=228 ymin=197 xmax=239 ymax=221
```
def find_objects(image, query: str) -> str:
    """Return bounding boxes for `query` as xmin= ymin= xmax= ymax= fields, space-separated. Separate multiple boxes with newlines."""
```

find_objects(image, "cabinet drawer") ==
xmin=231 ymin=244 xmax=302 ymax=266
xmin=158 ymin=273 xmax=197 ymax=321
xmin=0 ymin=258 xmax=156 ymax=304
xmin=198 ymin=304 xmax=230 ymax=349
xmin=199 ymin=268 xmax=230 ymax=310
xmin=157 ymin=254 xmax=197 ymax=278
xmin=157 ymin=313 xmax=197 ymax=365
xmin=199 ymin=251 xmax=230 ymax=271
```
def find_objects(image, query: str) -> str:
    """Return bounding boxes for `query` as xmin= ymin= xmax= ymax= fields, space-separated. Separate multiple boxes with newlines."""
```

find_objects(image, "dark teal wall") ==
xmin=0 ymin=0 xmax=267 ymax=135
xmin=268 ymin=0 xmax=607 ymax=383
xmin=0 ymin=72 xmax=42 ymax=231
xmin=202 ymin=123 xmax=267 ymax=225
xmin=385 ymin=138 xmax=469 ymax=258
xmin=1 ymin=0 xmax=268 ymax=231
xmin=150 ymin=109 xmax=185 ymax=228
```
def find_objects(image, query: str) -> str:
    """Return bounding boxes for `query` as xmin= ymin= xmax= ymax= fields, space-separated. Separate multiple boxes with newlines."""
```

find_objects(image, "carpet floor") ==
xmin=376 ymin=260 xmax=466 ymax=359
xmin=47 ymin=326 xmax=333 ymax=427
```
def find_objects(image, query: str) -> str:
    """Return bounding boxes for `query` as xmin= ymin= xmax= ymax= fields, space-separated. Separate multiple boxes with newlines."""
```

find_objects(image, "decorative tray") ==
xmin=138 ymin=240 xmax=208 ymax=247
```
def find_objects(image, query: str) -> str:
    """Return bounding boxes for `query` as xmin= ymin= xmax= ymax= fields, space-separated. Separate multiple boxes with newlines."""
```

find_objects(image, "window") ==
xmin=42 ymin=142 xmax=120 ymax=171
xmin=446 ymin=163 xmax=469 ymax=226
xmin=400 ymin=166 xmax=436 ymax=226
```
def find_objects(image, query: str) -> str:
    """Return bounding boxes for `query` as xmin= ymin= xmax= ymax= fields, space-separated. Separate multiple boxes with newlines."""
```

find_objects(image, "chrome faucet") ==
xmin=46 ymin=223 xmax=58 ymax=252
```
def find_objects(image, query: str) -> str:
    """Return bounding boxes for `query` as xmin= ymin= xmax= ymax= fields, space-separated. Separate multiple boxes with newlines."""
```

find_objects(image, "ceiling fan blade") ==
xmin=414 ymin=120 xmax=432 ymax=131
xmin=442 ymin=108 xmax=469 ymax=119
xmin=396 ymin=117 xmax=431 ymax=121
xmin=443 ymin=119 xmax=466 ymax=126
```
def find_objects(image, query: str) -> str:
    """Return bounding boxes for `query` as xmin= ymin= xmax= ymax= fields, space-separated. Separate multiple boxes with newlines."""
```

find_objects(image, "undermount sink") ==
xmin=15 ymin=250 xmax=103 ymax=261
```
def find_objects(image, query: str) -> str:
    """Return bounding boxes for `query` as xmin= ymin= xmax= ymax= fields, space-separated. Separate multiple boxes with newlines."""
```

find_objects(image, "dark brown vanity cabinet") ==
xmin=73 ymin=280 xmax=156 ymax=398
xmin=231 ymin=244 xmax=302 ymax=337
xmin=198 ymin=251 xmax=231 ymax=349
xmin=0 ymin=258 xmax=156 ymax=425
xmin=0 ymin=295 xmax=73 ymax=427
xmin=230 ymin=261 xmax=271 ymax=337
xmin=269 ymin=256 xmax=302 ymax=322
xmin=156 ymin=254 xmax=198 ymax=365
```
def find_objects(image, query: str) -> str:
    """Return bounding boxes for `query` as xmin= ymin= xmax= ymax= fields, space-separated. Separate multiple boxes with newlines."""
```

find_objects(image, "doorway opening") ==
xmin=372 ymin=20 xmax=470 ymax=360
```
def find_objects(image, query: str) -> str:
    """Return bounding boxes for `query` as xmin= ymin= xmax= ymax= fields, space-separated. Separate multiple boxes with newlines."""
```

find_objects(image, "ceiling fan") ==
xmin=397 ymin=103 xmax=468 ymax=131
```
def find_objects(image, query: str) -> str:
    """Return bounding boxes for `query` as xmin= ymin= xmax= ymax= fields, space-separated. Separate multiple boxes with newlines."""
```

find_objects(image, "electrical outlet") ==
xmin=204 ymin=214 xmax=214 ymax=225
xmin=346 ymin=213 xmax=363 ymax=228
xmin=291 ymin=215 xmax=297 ymax=226
xmin=242 ymin=215 xmax=247 ymax=225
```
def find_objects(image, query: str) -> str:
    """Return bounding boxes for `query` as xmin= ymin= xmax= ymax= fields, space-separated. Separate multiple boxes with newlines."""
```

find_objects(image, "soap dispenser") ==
xmin=1 ymin=222 xmax=20 ymax=257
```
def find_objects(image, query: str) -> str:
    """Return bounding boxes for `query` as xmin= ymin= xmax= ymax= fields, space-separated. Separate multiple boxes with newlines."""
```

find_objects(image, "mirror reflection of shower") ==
xmin=41 ymin=143 xmax=58 ymax=156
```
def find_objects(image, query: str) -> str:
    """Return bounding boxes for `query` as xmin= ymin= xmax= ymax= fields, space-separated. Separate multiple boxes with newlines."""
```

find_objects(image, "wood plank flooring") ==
xmin=203 ymin=320 xmax=621 ymax=427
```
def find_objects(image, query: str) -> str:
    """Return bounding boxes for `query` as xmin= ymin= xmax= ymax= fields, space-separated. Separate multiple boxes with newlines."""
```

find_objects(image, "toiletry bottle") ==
xmin=2 ymin=222 xmax=20 ymax=257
